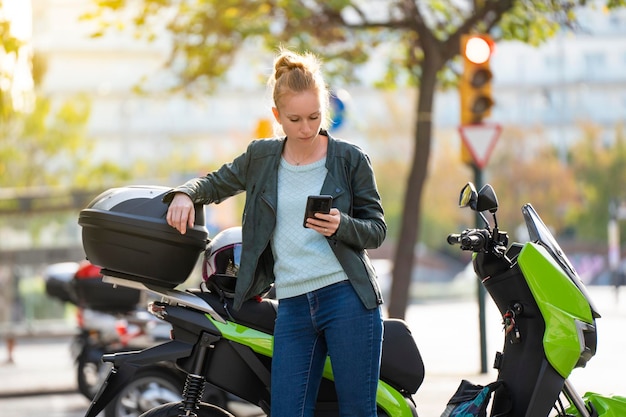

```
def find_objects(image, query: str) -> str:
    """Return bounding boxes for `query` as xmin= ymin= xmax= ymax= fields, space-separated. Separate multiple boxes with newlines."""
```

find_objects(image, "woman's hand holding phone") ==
xmin=303 ymin=195 xmax=339 ymax=236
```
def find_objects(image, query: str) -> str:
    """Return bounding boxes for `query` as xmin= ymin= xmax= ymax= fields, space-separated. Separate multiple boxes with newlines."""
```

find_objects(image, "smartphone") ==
xmin=303 ymin=195 xmax=333 ymax=228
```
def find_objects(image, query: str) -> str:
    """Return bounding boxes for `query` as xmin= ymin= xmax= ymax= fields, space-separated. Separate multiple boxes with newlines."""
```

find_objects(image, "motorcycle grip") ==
xmin=447 ymin=234 xmax=461 ymax=245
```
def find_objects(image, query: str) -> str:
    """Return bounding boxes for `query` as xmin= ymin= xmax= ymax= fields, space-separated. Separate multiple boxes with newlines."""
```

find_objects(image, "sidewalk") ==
xmin=0 ymin=336 xmax=77 ymax=398
xmin=0 ymin=286 xmax=625 ymax=416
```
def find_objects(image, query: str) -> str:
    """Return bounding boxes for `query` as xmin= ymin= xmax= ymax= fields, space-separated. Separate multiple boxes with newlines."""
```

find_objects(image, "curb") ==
xmin=0 ymin=387 xmax=78 ymax=399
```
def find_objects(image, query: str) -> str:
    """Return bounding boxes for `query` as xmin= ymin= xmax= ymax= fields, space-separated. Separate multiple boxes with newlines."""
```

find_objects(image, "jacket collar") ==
xmin=267 ymin=130 xmax=344 ymax=200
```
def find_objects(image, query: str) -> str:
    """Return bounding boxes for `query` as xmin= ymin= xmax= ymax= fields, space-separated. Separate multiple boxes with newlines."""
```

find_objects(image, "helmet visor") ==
xmin=213 ymin=243 xmax=242 ymax=277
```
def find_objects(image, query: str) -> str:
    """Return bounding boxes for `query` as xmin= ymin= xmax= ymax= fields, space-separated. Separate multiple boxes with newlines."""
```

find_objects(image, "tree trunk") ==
xmin=387 ymin=59 xmax=438 ymax=319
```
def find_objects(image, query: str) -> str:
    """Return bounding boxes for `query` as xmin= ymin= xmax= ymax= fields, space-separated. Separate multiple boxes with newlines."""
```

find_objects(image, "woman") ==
xmin=165 ymin=47 xmax=386 ymax=417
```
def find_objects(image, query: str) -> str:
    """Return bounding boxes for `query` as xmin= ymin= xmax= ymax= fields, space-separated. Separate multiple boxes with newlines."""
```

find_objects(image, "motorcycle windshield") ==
xmin=522 ymin=203 xmax=601 ymax=318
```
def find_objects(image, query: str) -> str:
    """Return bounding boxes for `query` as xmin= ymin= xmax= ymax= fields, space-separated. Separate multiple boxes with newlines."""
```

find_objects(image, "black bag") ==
xmin=440 ymin=379 xmax=509 ymax=417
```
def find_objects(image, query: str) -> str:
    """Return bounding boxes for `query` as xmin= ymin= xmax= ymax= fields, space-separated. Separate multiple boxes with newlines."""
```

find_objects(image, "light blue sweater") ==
xmin=271 ymin=157 xmax=348 ymax=299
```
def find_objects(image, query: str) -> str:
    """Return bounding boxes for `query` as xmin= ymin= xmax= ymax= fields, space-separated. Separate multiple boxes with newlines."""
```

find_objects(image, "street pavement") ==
xmin=0 ymin=285 xmax=625 ymax=417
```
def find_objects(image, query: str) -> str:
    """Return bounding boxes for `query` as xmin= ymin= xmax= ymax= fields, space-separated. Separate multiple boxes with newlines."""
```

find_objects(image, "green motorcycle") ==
xmin=447 ymin=182 xmax=626 ymax=416
xmin=78 ymin=185 xmax=424 ymax=417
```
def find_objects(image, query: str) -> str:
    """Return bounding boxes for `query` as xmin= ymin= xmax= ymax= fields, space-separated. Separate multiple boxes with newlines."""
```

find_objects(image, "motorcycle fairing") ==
xmin=566 ymin=392 xmax=626 ymax=417
xmin=206 ymin=315 xmax=422 ymax=416
xmin=517 ymin=242 xmax=596 ymax=378
xmin=84 ymin=340 xmax=193 ymax=417
xmin=521 ymin=203 xmax=601 ymax=319
xmin=482 ymin=261 xmax=566 ymax=417
xmin=209 ymin=317 xmax=274 ymax=357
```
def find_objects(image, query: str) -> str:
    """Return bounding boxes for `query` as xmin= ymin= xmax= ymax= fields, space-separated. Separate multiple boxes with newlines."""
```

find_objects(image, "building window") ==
xmin=583 ymin=52 xmax=606 ymax=80
xmin=545 ymin=54 xmax=562 ymax=69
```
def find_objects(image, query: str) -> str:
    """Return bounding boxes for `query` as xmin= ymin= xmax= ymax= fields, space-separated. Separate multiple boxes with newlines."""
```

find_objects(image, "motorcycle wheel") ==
xmin=138 ymin=401 xmax=234 ymax=417
xmin=77 ymin=353 xmax=111 ymax=399
xmin=104 ymin=367 xmax=184 ymax=417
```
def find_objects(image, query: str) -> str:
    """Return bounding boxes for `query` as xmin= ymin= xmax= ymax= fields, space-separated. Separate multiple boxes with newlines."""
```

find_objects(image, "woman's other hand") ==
xmin=166 ymin=193 xmax=195 ymax=234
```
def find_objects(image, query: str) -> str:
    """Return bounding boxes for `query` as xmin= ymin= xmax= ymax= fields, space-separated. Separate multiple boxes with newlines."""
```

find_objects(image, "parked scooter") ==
xmin=45 ymin=260 xmax=126 ymax=399
xmin=446 ymin=182 xmax=626 ymax=416
xmin=71 ymin=261 xmax=146 ymax=400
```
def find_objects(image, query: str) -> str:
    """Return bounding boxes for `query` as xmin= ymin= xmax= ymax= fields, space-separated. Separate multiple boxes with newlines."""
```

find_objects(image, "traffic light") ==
xmin=460 ymin=34 xmax=494 ymax=125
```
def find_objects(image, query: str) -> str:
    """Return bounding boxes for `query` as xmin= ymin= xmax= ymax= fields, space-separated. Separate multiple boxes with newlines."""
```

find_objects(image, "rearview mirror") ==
xmin=459 ymin=182 xmax=478 ymax=210
xmin=476 ymin=184 xmax=498 ymax=213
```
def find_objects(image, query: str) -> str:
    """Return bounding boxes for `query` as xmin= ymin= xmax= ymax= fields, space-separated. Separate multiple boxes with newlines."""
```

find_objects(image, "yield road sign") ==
xmin=458 ymin=123 xmax=502 ymax=169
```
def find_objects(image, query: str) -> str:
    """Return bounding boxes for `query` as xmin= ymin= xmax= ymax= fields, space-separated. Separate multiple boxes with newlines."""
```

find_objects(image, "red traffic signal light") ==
xmin=460 ymin=34 xmax=494 ymax=126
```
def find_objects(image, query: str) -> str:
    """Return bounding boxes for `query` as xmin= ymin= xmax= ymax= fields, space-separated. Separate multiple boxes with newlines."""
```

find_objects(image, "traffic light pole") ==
xmin=472 ymin=162 xmax=489 ymax=374
xmin=459 ymin=32 xmax=496 ymax=374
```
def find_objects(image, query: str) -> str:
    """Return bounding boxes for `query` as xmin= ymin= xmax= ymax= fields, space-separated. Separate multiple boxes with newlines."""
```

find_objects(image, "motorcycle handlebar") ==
xmin=447 ymin=229 xmax=490 ymax=252
xmin=462 ymin=233 xmax=485 ymax=248
xmin=447 ymin=234 xmax=461 ymax=245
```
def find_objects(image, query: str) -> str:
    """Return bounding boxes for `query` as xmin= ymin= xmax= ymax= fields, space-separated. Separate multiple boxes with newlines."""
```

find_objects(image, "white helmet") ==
xmin=202 ymin=227 xmax=242 ymax=297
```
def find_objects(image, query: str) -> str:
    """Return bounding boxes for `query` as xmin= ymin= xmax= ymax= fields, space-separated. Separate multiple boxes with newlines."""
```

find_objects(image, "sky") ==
xmin=3 ymin=0 xmax=32 ymax=40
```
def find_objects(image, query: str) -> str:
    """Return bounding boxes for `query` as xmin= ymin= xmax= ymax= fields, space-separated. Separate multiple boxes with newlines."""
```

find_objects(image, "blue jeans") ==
xmin=271 ymin=280 xmax=383 ymax=417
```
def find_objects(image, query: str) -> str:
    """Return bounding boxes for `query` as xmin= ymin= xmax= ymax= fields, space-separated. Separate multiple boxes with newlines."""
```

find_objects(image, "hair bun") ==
xmin=274 ymin=51 xmax=308 ymax=80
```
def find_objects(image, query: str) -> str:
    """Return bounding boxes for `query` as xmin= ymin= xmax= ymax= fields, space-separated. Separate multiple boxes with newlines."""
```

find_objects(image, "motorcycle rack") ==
xmin=102 ymin=275 xmax=227 ymax=324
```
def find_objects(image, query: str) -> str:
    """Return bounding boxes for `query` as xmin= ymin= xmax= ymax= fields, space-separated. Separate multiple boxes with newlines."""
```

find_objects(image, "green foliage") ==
xmin=82 ymin=0 xmax=625 ymax=94
xmin=0 ymin=93 xmax=124 ymax=189
xmin=568 ymin=123 xmax=626 ymax=242
xmin=0 ymin=1 xmax=21 ymax=123
xmin=487 ymin=126 xmax=581 ymax=238
xmin=480 ymin=122 xmax=626 ymax=246
xmin=373 ymin=138 xmax=475 ymax=249
xmin=498 ymin=2 xmax=562 ymax=45
xmin=0 ymin=1 xmax=131 ymax=205
xmin=0 ymin=1 xmax=22 ymax=55
xmin=421 ymin=140 xmax=475 ymax=248
xmin=82 ymin=0 xmax=390 ymax=93
xmin=373 ymin=159 xmax=408 ymax=240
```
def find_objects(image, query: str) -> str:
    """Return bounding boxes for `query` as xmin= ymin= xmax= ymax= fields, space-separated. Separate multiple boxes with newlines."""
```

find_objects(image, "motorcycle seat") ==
xmin=188 ymin=289 xmax=278 ymax=335
xmin=380 ymin=319 xmax=425 ymax=395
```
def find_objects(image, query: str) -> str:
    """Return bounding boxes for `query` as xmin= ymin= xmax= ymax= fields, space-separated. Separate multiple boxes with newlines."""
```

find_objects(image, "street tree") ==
xmin=86 ymin=0 xmax=626 ymax=318
xmin=569 ymin=123 xmax=626 ymax=243
xmin=486 ymin=125 xmax=581 ymax=237
xmin=0 ymin=1 xmax=140 ymax=252
xmin=0 ymin=0 xmax=131 ymax=203
xmin=0 ymin=0 xmax=25 ymax=132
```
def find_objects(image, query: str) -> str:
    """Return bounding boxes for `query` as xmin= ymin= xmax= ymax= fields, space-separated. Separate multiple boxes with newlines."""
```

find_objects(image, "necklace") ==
xmin=285 ymin=135 xmax=320 ymax=166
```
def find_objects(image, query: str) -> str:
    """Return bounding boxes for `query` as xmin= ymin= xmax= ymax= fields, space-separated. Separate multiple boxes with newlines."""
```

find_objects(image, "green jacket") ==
xmin=164 ymin=133 xmax=386 ymax=311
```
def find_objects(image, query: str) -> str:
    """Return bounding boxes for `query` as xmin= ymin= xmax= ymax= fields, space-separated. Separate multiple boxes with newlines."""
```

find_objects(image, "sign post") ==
xmin=458 ymin=122 xmax=501 ymax=374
